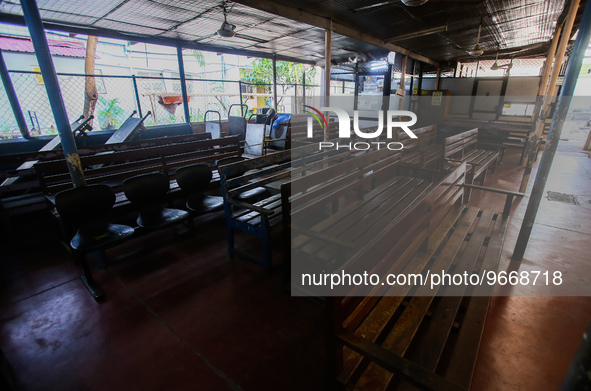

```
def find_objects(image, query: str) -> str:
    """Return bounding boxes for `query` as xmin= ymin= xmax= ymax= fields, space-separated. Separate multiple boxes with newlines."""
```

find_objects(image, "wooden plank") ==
xmin=105 ymin=116 xmax=145 ymax=144
xmin=444 ymin=213 xmax=510 ymax=388
xmin=444 ymin=128 xmax=478 ymax=145
xmin=349 ymin=207 xmax=481 ymax=391
xmin=291 ymin=177 xmax=408 ymax=249
xmin=396 ymin=210 xmax=494 ymax=383
xmin=342 ymin=203 xmax=467 ymax=334
xmin=337 ymin=331 xmax=465 ymax=391
xmin=298 ymin=178 xmax=422 ymax=258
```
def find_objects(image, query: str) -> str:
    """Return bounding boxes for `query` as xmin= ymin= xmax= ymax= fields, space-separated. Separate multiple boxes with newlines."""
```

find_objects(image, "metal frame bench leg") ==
xmin=226 ymin=225 xmax=236 ymax=259
xmin=74 ymin=251 xmax=105 ymax=301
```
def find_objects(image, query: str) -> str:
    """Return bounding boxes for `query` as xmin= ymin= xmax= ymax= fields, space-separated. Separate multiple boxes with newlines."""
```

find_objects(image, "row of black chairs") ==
xmin=55 ymin=161 xmax=238 ymax=301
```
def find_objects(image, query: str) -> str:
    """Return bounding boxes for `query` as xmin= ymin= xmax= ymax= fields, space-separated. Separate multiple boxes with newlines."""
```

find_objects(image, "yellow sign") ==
xmin=32 ymin=66 xmax=44 ymax=85
xmin=432 ymin=91 xmax=442 ymax=106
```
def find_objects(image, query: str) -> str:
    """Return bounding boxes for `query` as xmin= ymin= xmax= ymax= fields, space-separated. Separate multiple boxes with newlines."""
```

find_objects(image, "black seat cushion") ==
xmin=186 ymin=194 xmax=224 ymax=214
xmin=176 ymin=164 xmax=224 ymax=214
xmin=123 ymin=172 xmax=189 ymax=229
xmin=71 ymin=223 xmax=135 ymax=252
xmin=136 ymin=206 xmax=189 ymax=230
xmin=55 ymin=184 xmax=135 ymax=251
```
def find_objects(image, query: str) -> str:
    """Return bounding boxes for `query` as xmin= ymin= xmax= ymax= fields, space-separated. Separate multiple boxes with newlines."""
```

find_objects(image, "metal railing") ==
xmin=0 ymin=71 xmax=320 ymax=139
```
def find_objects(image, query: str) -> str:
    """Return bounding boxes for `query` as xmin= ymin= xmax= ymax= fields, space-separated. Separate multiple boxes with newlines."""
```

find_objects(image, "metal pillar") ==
xmin=381 ymin=63 xmax=393 ymax=117
xmin=302 ymin=71 xmax=306 ymax=109
xmin=399 ymin=55 xmax=407 ymax=111
xmin=131 ymin=75 xmax=142 ymax=118
xmin=272 ymin=55 xmax=278 ymax=113
xmin=20 ymin=0 xmax=85 ymax=187
xmin=519 ymin=0 xmax=579 ymax=192
xmin=176 ymin=46 xmax=190 ymax=123
xmin=324 ymin=22 xmax=332 ymax=141
xmin=294 ymin=82 xmax=298 ymax=114
xmin=519 ymin=24 xmax=561 ymax=170
xmin=409 ymin=59 xmax=415 ymax=98
xmin=417 ymin=62 xmax=424 ymax=114
xmin=353 ymin=62 xmax=359 ymax=111
xmin=512 ymin=0 xmax=591 ymax=262
xmin=417 ymin=62 xmax=424 ymax=94
xmin=0 ymin=50 xmax=30 ymax=139
xmin=435 ymin=67 xmax=441 ymax=90
xmin=238 ymin=81 xmax=244 ymax=112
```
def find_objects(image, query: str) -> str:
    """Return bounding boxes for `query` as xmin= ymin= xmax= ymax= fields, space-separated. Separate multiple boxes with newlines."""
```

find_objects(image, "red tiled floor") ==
xmin=1 ymin=140 xmax=590 ymax=390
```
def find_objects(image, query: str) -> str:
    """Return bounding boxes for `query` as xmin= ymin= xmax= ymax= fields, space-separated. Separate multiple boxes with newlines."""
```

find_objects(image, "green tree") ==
xmin=192 ymin=50 xmax=206 ymax=67
xmin=240 ymin=59 xmax=317 ymax=109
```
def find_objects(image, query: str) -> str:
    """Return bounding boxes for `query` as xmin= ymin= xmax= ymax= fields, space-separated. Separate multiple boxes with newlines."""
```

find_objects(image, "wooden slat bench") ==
xmin=218 ymin=143 xmax=366 ymax=271
xmin=443 ymin=128 xmax=500 ymax=201
xmin=399 ymin=124 xmax=442 ymax=169
xmin=443 ymin=118 xmax=541 ymax=164
xmin=281 ymin=147 xmax=446 ymax=292
xmin=34 ymin=135 xmax=241 ymax=217
xmin=283 ymin=156 xmax=465 ymax=296
xmin=317 ymin=163 xmax=523 ymax=391
xmin=289 ymin=120 xmax=340 ymax=149
xmin=0 ymin=132 xmax=213 ymax=216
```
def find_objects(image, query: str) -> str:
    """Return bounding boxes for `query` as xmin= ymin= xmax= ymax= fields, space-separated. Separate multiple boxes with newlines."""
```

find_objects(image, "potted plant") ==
xmin=97 ymin=97 xmax=123 ymax=130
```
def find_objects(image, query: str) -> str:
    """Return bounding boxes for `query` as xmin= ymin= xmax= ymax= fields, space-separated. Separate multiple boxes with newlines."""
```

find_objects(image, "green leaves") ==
xmin=240 ymin=59 xmax=317 ymax=86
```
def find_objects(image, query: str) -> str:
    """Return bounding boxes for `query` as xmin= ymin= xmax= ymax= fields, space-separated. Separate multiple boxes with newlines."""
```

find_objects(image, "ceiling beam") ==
xmin=233 ymin=0 xmax=439 ymax=66
xmin=385 ymin=25 xmax=448 ymax=42
xmin=0 ymin=13 xmax=318 ymax=66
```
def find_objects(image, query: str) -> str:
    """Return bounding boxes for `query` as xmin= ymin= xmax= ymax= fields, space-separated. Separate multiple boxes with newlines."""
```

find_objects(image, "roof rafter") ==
xmin=0 ymin=14 xmax=317 ymax=65
xmin=232 ymin=0 xmax=439 ymax=66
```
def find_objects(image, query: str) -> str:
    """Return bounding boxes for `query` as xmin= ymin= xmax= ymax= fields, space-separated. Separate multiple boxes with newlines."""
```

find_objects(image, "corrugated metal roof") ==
xmin=0 ymin=0 xmax=583 ymax=65
xmin=0 ymin=36 xmax=94 ymax=58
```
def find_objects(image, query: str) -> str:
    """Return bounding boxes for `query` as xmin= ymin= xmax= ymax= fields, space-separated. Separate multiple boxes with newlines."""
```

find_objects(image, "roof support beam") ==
xmin=176 ymin=46 xmax=190 ymax=124
xmin=0 ymin=14 xmax=317 ymax=66
xmin=385 ymin=25 xmax=447 ymax=43
xmin=0 ymin=50 xmax=30 ymax=138
xmin=272 ymin=54 xmax=278 ymax=113
xmin=324 ymin=24 xmax=331 ymax=142
xmin=512 ymin=0 xmax=591 ymax=262
xmin=233 ymin=0 xmax=438 ymax=66
xmin=519 ymin=0 xmax=580 ymax=193
xmin=20 ymin=0 xmax=85 ymax=188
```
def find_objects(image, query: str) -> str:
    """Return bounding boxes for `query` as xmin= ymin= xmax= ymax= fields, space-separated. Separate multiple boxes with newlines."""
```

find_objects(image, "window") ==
xmin=502 ymin=103 xmax=535 ymax=116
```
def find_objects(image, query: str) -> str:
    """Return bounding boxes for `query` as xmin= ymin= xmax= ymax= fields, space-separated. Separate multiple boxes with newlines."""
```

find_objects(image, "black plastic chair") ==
xmin=216 ymin=156 xmax=269 ymax=201
xmin=55 ymin=184 xmax=135 ymax=300
xmin=123 ymin=172 xmax=189 ymax=230
xmin=175 ymin=164 xmax=224 ymax=215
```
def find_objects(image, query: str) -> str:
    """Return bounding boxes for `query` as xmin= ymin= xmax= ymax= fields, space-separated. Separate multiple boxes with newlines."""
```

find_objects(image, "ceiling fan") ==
xmin=217 ymin=1 xmax=236 ymax=37
xmin=350 ymin=0 xmax=482 ymax=12
xmin=467 ymin=24 xmax=484 ymax=56
xmin=490 ymin=50 xmax=512 ymax=70
xmin=192 ymin=1 xmax=268 ymax=44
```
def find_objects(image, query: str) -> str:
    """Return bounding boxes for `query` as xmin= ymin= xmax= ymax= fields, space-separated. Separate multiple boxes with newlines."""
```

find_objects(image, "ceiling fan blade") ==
xmin=430 ymin=0 xmax=483 ymax=3
xmin=234 ymin=33 xmax=269 ymax=44
xmin=350 ymin=1 xmax=400 ymax=13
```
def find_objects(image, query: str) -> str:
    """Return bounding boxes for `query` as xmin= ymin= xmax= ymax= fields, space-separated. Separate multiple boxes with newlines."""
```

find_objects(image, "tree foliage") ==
xmin=240 ymin=59 xmax=316 ymax=86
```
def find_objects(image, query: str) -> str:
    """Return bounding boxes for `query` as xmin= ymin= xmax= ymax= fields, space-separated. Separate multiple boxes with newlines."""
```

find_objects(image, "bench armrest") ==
xmin=227 ymin=197 xmax=275 ymax=215
xmin=291 ymin=224 xmax=356 ymax=249
xmin=461 ymin=183 xmax=524 ymax=215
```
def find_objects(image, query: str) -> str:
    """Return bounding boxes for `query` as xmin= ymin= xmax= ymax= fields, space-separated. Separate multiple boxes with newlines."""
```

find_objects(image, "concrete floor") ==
xmin=1 ymin=125 xmax=591 ymax=390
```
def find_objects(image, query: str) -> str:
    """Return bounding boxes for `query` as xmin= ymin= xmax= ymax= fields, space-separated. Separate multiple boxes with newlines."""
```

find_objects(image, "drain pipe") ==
xmin=513 ymin=0 xmax=591 ymax=261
